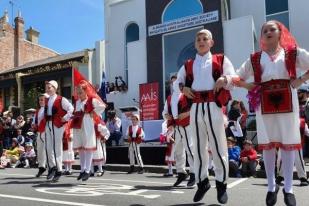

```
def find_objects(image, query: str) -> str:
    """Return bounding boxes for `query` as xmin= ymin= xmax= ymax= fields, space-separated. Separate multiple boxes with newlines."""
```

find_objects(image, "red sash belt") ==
xmin=260 ymin=79 xmax=293 ymax=114
xmin=175 ymin=116 xmax=190 ymax=127
xmin=71 ymin=111 xmax=84 ymax=129
xmin=193 ymin=90 xmax=215 ymax=103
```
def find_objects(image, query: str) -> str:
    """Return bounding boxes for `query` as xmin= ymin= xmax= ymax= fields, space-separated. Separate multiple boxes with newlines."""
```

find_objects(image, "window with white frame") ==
xmin=265 ymin=0 xmax=289 ymax=29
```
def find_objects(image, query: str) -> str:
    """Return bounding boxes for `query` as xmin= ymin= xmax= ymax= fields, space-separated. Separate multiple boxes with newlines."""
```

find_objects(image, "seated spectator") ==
xmin=16 ymin=129 xmax=25 ymax=146
xmin=0 ymin=138 xmax=23 ymax=168
xmin=16 ymin=142 xmax=36 ymax=168
xmin=14 ymin=115 xmax=26 ymax=136
xmin=226 ymin=100 xmax=244 ymax=149
xmin=106 ymin=110 xmax=122 ymax=146
xmin=240 ymin=140 xmax=257 ymax=177
xmin=227 ymin=137 xmax=241 ymax=177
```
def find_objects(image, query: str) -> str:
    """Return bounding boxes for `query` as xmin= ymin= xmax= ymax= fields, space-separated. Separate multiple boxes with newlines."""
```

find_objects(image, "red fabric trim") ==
xmin=63 ymin=160 xmax=75 ymax=163
xmin=251 ymin=51 xmax=262 ymax=83
xmin=73 ymin=147 xmax=97 ymax=151
xmin=258 ymin=142 xmax=302 ymax=151
xmin=92 ymin=158 xmax=105 ymax=163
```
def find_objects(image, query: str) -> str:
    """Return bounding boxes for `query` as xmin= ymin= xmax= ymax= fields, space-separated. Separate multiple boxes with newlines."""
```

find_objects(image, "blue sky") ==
xmin=0 ymin=0 xmax=104 ymax=54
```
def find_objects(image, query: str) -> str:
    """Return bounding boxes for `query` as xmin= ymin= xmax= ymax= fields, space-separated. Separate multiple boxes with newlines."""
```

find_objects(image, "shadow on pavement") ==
xmin=32 ymin=183 xmax=78 ymax=188
xmin=167 ymin=203 xmax=207 ymax=206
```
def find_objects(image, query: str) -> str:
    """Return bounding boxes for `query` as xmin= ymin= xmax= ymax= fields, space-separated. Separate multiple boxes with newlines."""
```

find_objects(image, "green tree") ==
xmin=23 ymin=86 xmax=44 ymax=110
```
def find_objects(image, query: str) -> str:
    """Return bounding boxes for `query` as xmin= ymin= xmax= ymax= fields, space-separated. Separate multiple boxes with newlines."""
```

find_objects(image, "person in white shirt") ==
xmin=72 ymin=80 xmax=106 ymax=182
xmin=173 ymin=29 xmax=235 ymax=204
xmin=226 ymin=20 xmax=309 ymax=206
xmin=126 ymin=114 xmax=144 ymax=174
xmin=32 ymin=93 xmax=49 ymax=178
xmin=44 ymin=80 xmax=73 ymax=182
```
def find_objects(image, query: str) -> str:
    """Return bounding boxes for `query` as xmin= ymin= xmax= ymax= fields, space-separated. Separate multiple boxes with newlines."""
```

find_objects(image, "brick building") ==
xmin=0 ymin=10 xmax=58 ymax=72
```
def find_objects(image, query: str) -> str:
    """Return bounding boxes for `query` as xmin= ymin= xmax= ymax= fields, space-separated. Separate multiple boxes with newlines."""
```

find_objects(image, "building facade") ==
xmin=104 ymin=0 xmax=309 ymax=113
xmin=0 ymin=11 xmax=58 ymax=72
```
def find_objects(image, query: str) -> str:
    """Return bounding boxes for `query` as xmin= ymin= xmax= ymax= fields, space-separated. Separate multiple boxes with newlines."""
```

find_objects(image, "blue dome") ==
xmin=162 ymin=0 xmax=203 ymax=22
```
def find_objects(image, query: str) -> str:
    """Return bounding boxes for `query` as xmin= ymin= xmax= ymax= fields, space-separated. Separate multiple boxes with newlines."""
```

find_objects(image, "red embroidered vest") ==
xmin=35 ymin=108 xmax=46 ymax=133
xmin=250 ymin=47 xmax=297 ymax=83
xmin=45 ymin=96 xmax=67 ymax=128
xmin=175 ymin=94 xmax=190 ymax=127
xmin=251 ymin=47 xmax=297 ymax=114
xmin=71 ymin=97 xmax=94 ymax=129
xmin=128 ymin=125 xmax=142 ymax=143
xmin=184 ymin=54 xmax=232 ymax=107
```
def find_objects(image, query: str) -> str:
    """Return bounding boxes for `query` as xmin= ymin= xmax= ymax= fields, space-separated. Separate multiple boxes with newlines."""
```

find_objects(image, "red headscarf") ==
xmin=260 ymin=20 xmax=298 ymax=51
xmin=73 ymin=68 xmax=105 ymax=105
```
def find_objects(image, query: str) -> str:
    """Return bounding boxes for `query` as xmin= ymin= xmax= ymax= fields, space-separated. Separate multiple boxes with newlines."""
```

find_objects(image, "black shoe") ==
xmin=46 ymin=167 xmax=56 ymax=180
xmin=52 ymin=171 xmax=62 ymax=182
xmin=208 ymin=168 xmax=215 ymax=176
xmin=216 ymin=180 xmax=228 ymax=204
xmin=266 ymin=184 xmax=279 ymax=206
xmin=82 ymin=172 xmax=90 ymax=181
xmin=36 ymin=167 xmax=46 ymax=178
xmin=90 ymin=172 xmax=95 ymax=177
xmin=193 ymin=178 xmax=211 ymax=202
xmin=283 ymin=189 xmax=296 ymax=206
xmin=127 ymin=165 xmax=135 ymax=174
xmin=63 ymin=171 xmax=72 ymax=176
xmin=163 ymin=173 xmax=173 ymax=177
xmin=300 ymin=177 xmax=309 ymax=186
xmin=187 ymin=173 xmax=196 ymax=187
xmin=173 ymin=173 xmax=188 ymax=187
xmin=138 ymin=167 xmax=144 ymax=174
xmin=276 ymin=176 xmax=284 ymax=186
xmin=77 ymin=172 xmax=85 ymax=180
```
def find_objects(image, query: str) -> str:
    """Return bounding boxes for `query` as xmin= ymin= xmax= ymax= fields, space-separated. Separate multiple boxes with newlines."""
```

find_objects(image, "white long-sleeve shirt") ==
xmin=173 ymin=52 xmax=235 ymax=94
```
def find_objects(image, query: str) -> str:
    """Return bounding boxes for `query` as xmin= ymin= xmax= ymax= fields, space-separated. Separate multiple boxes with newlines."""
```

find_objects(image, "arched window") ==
xmin=162 ymin=0 xmax=203 ymax=98
xmin=162 ymin=0 xmax=203 ymax=22
xmin=126 ymin=23 xmax=139 ymax=43
xmin=125 ymin=23 xmax=139 ymax=85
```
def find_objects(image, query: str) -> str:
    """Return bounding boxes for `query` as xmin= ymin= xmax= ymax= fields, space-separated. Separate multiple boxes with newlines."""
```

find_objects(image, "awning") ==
xmin=22 ymin=68 xmax=72 ymax=84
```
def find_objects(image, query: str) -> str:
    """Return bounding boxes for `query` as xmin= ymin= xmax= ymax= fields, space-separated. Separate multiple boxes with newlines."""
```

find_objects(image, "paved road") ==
xmin=0 ymin=168 xmax=308 ymax=206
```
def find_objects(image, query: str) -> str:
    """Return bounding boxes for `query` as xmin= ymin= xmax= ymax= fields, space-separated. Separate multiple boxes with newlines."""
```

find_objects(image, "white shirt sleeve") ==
xmin=171 ymin=92 xmax=179 ymax=119
xmin=173 ymin=65 xmax=186 ymax=94
xmin=92 ymin=98 xmax=106 ymax=116
xmin=296 ymin=48 xmax=309 ymax=72
xmin=304 ymin=123 xmax=309 ymax=137
xmin=162 ymin=100 xmax=169 ymax=119
xmin=98 ymin=124 xmax=110 ymax=140
xmin=236 ymin=58 xmax=254 ymax=81
xmin=61 ymin=97 xmax=74 ymax=121
xmin=222 ymin=56 xmax=236 ymax=90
